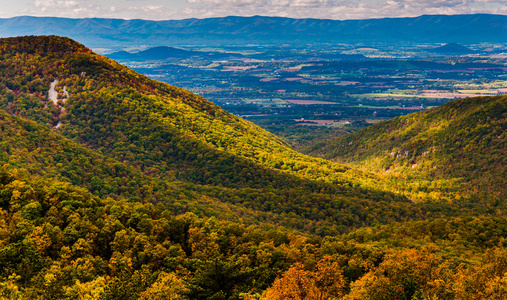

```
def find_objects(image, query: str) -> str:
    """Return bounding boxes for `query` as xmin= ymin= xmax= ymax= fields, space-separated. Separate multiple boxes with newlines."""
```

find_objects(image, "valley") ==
xmin=105 ymin=43 xmax=507 ymax=150
xmin=0 ymin=32 xmax=504 ymax=299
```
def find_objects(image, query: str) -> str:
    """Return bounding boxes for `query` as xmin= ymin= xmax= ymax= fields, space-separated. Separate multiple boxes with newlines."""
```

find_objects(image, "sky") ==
xmin=1 ymin=0 xmax=506 ymax=20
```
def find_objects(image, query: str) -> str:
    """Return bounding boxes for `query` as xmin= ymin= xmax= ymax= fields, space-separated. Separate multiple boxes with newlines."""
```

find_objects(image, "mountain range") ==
xmin=1 ymin=14 xmax=507 ymax=48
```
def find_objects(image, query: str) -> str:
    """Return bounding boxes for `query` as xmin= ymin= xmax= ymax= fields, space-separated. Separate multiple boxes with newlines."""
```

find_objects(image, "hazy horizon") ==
xmin=2 ymin=12 xmax=507 ymax=22
xmin=1 ymin=0 xmax=506 ymax=21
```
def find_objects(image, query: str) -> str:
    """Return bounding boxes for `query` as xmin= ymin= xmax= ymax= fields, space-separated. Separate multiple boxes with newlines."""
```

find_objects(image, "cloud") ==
xmin=26 ymin=0 xmax=173 ymax=19
xmin=22 ymin=0 xmax=506 ymax=21
xmin=34 ymin=0 xmax=81 ymax=11
xmin=266 ymin=0 xmax=326 ymax=7
xmin=128 ymin=5 xmax=164 ymax=12
xmin=31 ymin=0 xmax=100 ymax=15
xmin=401 ymin=0 xmax=467 ymax=8
xmin=181 ymin=0 xmax=481 ymax=20
xmin=34 ymin=0 xmax=78 ymax=7
xmin=187 ymin=0 xmax=263 ymax=6
xmin=188 ymin=0 xmax=342 ymax=8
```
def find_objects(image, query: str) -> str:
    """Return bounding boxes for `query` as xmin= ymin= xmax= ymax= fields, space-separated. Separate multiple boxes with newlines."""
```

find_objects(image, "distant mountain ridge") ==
xmin=0 ymin=14 xmax=506 ymax=47
xmin=108 ymin=46 xmax=198 ymax=60
xmin=429 ymin=43 xmax=477 ymax=54
xmin=108 ymin=46 xmax=240 ymax=61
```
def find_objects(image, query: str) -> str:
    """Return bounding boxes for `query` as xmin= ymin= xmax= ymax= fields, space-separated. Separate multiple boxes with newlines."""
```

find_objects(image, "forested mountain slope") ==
xmin=0 ymin=107 xmax=446 ymax=235
xmin=0 ymin=35 xmax=359 ymax=190
xmin=1 ymin=35 xmax=505 ymax=237
xmin=0 ymin=35 xmax=464 ymax=235
xmin=0 ymin=109 xmax=292 ymax=227
xmin=0 ymin=167 xmax=506 ymax=299
xmin=308 ymin=96 xmax=507 ymax=202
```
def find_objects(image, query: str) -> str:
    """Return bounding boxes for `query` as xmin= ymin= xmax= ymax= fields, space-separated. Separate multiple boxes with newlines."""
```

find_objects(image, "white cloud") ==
xmin=19 ymin=0 xmax=507 ymax=20
xmin=34 ymin=0 xmax=80 ymax=11
xmin=187 ymin=0 xmax=262 ymax=5
xmin=25 ymin=0 xmax=173 ymax=19
xmin=132 ymin=5 xmax=164 ymax=12
xmin=402 ymin=0 xmax=467 ymax=8
xmin=179 ymin=0 xmax=489 ymax=20
xmin=271 ymin=0 xmax=290 ymax=6
xmin=288 ymin=0 xmax=332 ymax=7
xmin=31 ymin=0 xmax=100 ymax=15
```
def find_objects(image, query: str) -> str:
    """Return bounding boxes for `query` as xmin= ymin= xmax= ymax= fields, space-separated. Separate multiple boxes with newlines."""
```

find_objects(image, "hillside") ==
xmin=1 ymin=35 xmax=472 ymax=236
xmin=0 ymin=104 xmax=446 ymax=236
xmin=1 ymin=14 xmax=507 ymax=47
xmin=0 ymin=109 xmax=298 ymax=226
xmin=307 ymin=96 xmax=507 ymax=202
xmin=0 ymin=167 xmax=506 ymax=298
xmin=0 ymin=36 xmax=373 ymax=191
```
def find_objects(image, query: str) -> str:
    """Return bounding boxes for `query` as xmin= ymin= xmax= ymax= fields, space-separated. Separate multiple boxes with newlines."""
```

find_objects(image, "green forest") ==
xmin=0 ymin=35 xmax=505 ymax=299
xmin=307 ymin=95 xmax=506 ymax=202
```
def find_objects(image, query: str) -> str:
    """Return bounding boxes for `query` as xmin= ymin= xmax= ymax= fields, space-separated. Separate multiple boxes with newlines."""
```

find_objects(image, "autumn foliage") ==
xmin=0 ymin=36 xmax=506 ymax=299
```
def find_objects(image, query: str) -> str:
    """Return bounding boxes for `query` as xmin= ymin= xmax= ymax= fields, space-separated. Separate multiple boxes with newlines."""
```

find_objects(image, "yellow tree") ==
xmin=139 ymin=272 xmax=187 ymax=300
xmin=264 ymin=256 xmax=345 ymax=300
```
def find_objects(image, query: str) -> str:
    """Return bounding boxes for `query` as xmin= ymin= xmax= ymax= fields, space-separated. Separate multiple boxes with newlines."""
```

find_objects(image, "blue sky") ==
xmin=1 ymin=0 xmax=506 ymax=20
